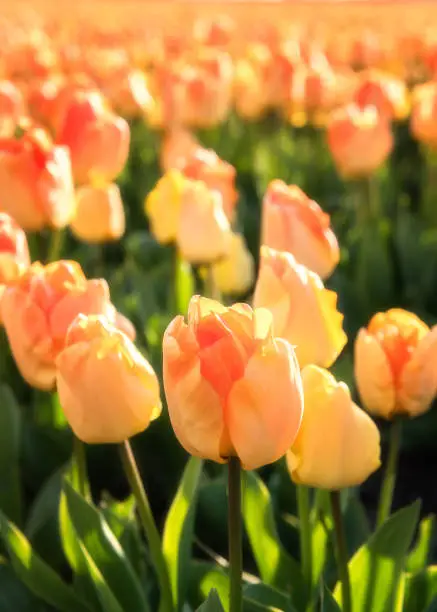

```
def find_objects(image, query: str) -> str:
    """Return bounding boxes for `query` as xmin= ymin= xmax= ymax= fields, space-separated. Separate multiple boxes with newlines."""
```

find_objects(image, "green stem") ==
xmin=330 ymin=490 xmax=352 ymax=612
xmin=72 ymin=436 xmax=89 ymax=500
xmin=228 ymin=456 xmax=242 ymax=612
xmin=119 ymin=440 xmax=173 ymax=612
xmin=297 ymin=485 xmax=313 ymax=608
xmin=206 ymin=265 xmax=222 ymax=301
xmin=377 ymin=418 xmax=402 ymax=527
xmin=46 ymin=228 xmax=65 ymax=263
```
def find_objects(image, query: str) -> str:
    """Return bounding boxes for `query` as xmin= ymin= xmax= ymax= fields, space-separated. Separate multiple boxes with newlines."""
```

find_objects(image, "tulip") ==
xmin=56 ymin=91 xmax=130 ymax=184
xmin=0 ymin=213 xmax=30 ymax=286
xmin=71 ymin=182 xmax=125 ymax=243
xmin=261 ymin=180 xmax=339 ymax=279
xmin=163 ymin=295 xmax=303 ymax=470
xmin=327 ymin=103 xmax=393 ymax=179
xmin=1 ymin=260 xmax=121 ymax=390
xmin=145 ymin=170 xmax=231 ymax=263
xmin=355 ymin=308 xmax=437 ymax=419
xmin=253 ymin=247 xmax=346 ymax=368
xmin=286 ymin=365 xmax=381 ymax=489
xmin=160 ymin=128 xmax=200 ymax=172
xmin=411 ymin=82 xmax=437 ymax=149
xmin=353 ymin=71 xmax=410 ymax=122
xmin=210 ymin=233 xmax=254 ymax=296
xmin=0 ymin=81 xmax=25 ymax=138
xmin=0 ymin=127 xmax=75 ymax=231
xmin=56 ymin=315 xmax=161 ymax=443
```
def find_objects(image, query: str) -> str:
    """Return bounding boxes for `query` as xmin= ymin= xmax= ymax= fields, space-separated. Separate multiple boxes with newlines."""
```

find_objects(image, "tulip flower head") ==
xmin=1 ymin=260 xmax=121 ymax=390
xmin=71 ymin=182 xmax=125 ymax=243
xmin=163 ymin=296 xmax=303 ymax=470
xmin=355 ymin=309 xmax=437 ymax=419
xmin=56 ymin=315 xmax=161 ymax=443
xmin=262 ymin=180 xmax=339 ymax=279
xmin=286 ymin=365 xmax=381 ymax=489
xmin=210 ymin=232 xmax=254 ymax=296
xmin=411 ymin=81 xmax=437 ymax=149
xmin=253 ymin=247 xmax=346 ymax=368
xmin=0 ymin=213 xmax=30 ymax=286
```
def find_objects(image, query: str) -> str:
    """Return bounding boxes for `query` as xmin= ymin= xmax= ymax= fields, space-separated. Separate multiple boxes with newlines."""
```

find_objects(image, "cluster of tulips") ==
xmin=0 ymin=4 xmax=437 ymax=612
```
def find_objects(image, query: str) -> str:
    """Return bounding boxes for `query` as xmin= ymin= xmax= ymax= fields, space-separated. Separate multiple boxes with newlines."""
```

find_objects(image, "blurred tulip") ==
xmin=327 ymin=103 xmax=393 ymax=179
xmin=0 ymin=213 xmax=30 ymax=286
xmin=145 ymin=170 xmax=231 ymax=263
xmin=0 ymin=126 xmax=75 ymax=231
xmin=56 ymin=90 xmax=130 ymax=184
xmin=354 ymin=71 xmax=410 ymax=121
xmin=102 ymin=69 xmax=154 ymax=118
xmin=411 ymin=82 xmax=437 ymax=148
xmin=163 ymin=296 xmax=303 ymax=470
xmin=286 ymin=365 xmax=381 ymax=489
xmin=253 ymin=247 xmax=346 ymax=368
xmin=71 ymin=182 xmax=125 ymax=243
xmin=56 ymin=315 xmax=161 ymax=443
xmin=160 ymin=128 xmax=200 ymax=172
xmin=0 ymin=81 xmax=25 ymax=137
xmin=2 ymin=260 xmax=121 ymax=390
xmin=262 ymin=179 xmax=339 ymax=279
xmin=355 ymin=309 xmax=437 ymax=419
xmin=210 ymin=232 xmax=254 ymax=296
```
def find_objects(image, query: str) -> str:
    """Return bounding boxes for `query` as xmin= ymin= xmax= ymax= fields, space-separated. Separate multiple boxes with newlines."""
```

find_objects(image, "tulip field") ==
xmin=4 ymin=1 xmax=437 ymax=611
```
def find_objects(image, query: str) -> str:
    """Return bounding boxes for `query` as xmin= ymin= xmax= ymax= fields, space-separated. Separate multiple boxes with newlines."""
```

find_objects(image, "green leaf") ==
xmin=163 ymin=457 xmax=203 ymax=610
xmin=63 ymin=480 xmax=150 ymax=612
xmin=0 ymin=560 xmax=46 ymax=612
xmin=334 ymin=501 xmax=421 ymax=612
xmin=406 ymin=515 xmax=434 ymax=573
xmin=320 ymin=584 xmax=341 ymax=612
xmin=0 ymin=512 xmax=90 ymax=612
xmin=175 ymin=254 xmax=195 ymax=314
xmin=0 ymin=385 xmax=22 ymax=525
xmin=242 ymin=471 xmax=304 ymax=604
xmin=404 ymin=566 xmax=437 ymax=612
xmin=78 ymin=542 xmax=124 ymax=612
xmin=243 ymin=584 xmax=293 ymax=611
xmin=196 ymin=589 xmax=225 ymax=611
xmin=188 ymin=561 xmax=229 ymax=611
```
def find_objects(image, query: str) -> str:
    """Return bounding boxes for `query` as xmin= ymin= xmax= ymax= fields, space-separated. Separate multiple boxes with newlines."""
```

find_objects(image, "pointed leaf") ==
xmin=0 ymin=385 xmax=22 ymax=524
xmin=320 ymin=585 xmax=341 ymax=612
xmin=404 ymin=566 xmax=437 ymax=612
xmin=189 ymin=561 xmax=229 ymax=611
xmin=196 ymin=589 xmax=225 ymax=611
xmin=407 ymin=515 xmax=434 ymax=573
xmin=78 ymin=542 xmax=124 ymax=612
xmin=163 ymin=457 xmax=203 ymax=610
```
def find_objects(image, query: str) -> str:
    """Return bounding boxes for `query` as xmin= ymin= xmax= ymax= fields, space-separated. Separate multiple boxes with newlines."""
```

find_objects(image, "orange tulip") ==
xmin=355 ymin=309 xmax=437 ymax=419
xmin=145 ymin=170 xmax=231 ymax=264
xmin=0 ymin=213 xmax=30 ymax=286
xmin=163 ymin=295 xmax=303 ymax=470
xmin=411 ymin=82 xmax=437 ymax=149
xmin=0 ymin=127 xmax=75 ymax=231
xmin=253 ymin=247 xmax=346 ymax=368
xmin=210 ymin=232 xmax=254 ymax=296
xmin=71 ymin=182 xmax=125 ymax=243
xmin=1 ymin=260 xmax=120 ymax=390
xmin=160 ymin=128 xmax=200 ymax=172
xmin=56 ymin=91 xmax=130 ymax=184
xmin=353 ymin=71 xmax=410 ymax=121
xmin=0 ymin=81 xmax=25 ymax=137
xmin=56 ymin=315 xmax=161 ymax=443
xmin=286 ymin=366 xmax=381 ymax=489
xmin=261 ymin=180 xmax=339 ymax=280
xmin=327 ymin=103 xmax=393 ymax=179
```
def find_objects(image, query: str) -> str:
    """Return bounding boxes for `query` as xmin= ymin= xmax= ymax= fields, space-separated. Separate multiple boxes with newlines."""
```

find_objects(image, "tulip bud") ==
xmin=71 ymin=182 xmax=125 ymax=243
xmin=56 ymin=91 xmax=130 ymax=184
xmin=286 ymin=366 xmax=381 ymax=489
xmin=163 ymin=295 xmax=303 ymax=470
xmin=1 ymin=260 xmax=122 ymax=390
xmin=0 ymin=127 xmax=75 ymax=231
xmin=253 ymin=247 xmax=346 ymax=368
xmin=327 ymin=103 xmax=393 ymax=179
xmin=355 ymin=308 xmax=437 ymax=419
xmin=145 ymin=170 xmax=231 ymax=264
xmin=210 ymin=233 xmax=254 ymax=296
xmin=56 ymin=315 xmax=161 ymax=443
xmin=262 ymin=180 xmax=339 ymax=279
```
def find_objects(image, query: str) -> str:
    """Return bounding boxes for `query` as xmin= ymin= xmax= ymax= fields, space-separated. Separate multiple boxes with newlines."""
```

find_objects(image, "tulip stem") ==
xmin=297 ymin=485 xmax=313 ymax=608
xmin=119 ymin=440 xmax=173 ymax=612
xmin=46 ymin=228 xmax=65 ymax=263
xmin=206 ymin=265 xmax=222 ymax=301
xmin=330 ymin=490 xmax=352 ymax=612
xmin=377 ymin=417 xmax=402 ymax=527
xmin=72 ymin=436 xmax=89 ymax=500
xmin=228 ymin=456 xmax=242 ymax=612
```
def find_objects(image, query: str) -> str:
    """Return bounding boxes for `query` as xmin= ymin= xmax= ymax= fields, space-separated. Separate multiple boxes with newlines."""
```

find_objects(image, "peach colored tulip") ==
xmin=56 ymin=91 xmax=130 ymax=184
xmin=353 ymin=71 xmax=410 ymax=121
xmin=0 ymin=81 xmax=25 ymax=138
xmin=0 ymin=127 xmax=75 ymax=231
xmin=210 ymin=233 xmax=254 ymax=296
xmin=1 ymin=260 xmax=121 ymax=390
xmin=253 ymin=247 xmax=346 ymax=368
xmin=71 ymin=182 xmax=125 ymax=243
xmin=145 ymin=170 xmax=231 ymax=264
xmin=327 ymin=103 xmax=393 ymax=179
xmin=0 ymin=213 xmax=30 ymax=286
xmin=163 ymin=296 xmax=303 ymax=470
xmin=411 ymin=82 xmax=437 ymax=149
xmin=56 ymin=315 xmax=161 ymax=443
xmin=261 ymin=180 xmax=339 ymax=280
xmin=286 ymin=365 xmax=381 ymax=489
xmin=355 ymin=309 xmax=437 ymax=419
xmin=160 ymin=128 xmax=200 ymax=172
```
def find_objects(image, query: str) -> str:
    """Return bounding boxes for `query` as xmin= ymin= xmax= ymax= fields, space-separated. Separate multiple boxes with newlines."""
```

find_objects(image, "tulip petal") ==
xmin=227 ymin=338 xmax=303 ymax=471
xmin=354 ymin=328 xmax=396 ymax=418
xmin=399 ymin=326 xmax=437 ymax=416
